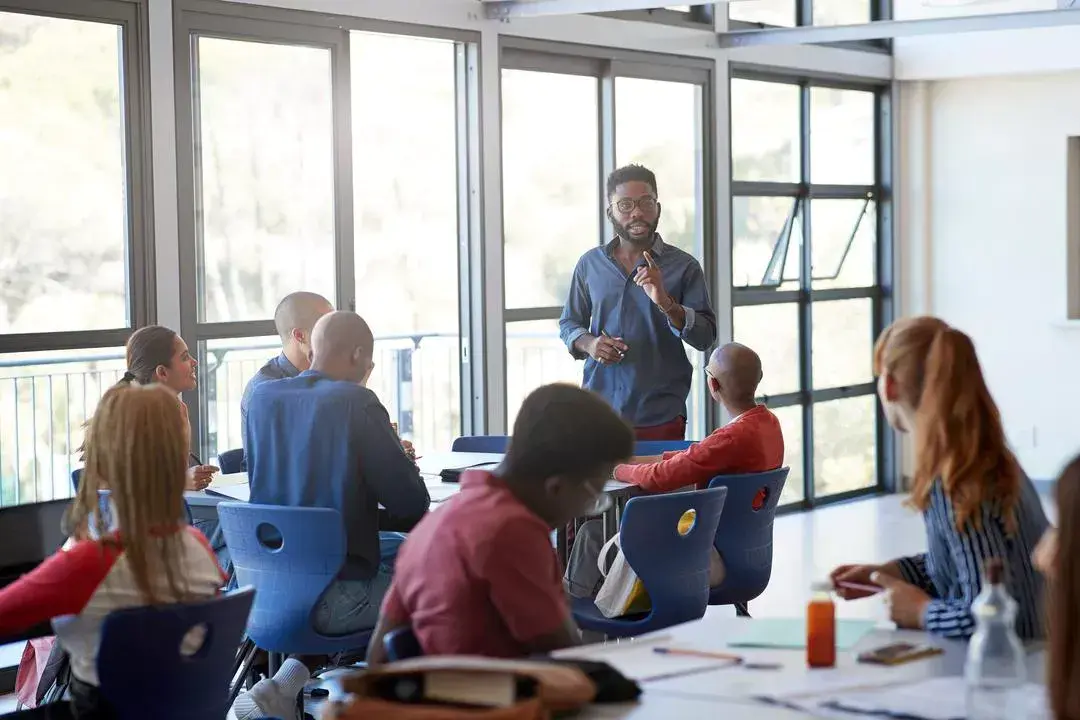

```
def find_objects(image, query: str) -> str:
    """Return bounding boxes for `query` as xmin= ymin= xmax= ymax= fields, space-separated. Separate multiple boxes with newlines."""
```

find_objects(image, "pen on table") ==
xmin=836 ymin=581 xmax=883 ymax=595
xmin=653 ymin=647 xmax=742 ymax=662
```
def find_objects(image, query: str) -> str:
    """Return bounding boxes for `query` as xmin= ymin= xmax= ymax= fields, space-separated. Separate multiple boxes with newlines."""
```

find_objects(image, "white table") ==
xmin=557 ymin=609 xmax=1047 ymax=716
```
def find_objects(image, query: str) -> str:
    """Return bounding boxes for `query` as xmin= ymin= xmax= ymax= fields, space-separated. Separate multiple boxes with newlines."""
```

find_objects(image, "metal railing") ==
xmin=0 ymin=331 xmax=617 ymax=508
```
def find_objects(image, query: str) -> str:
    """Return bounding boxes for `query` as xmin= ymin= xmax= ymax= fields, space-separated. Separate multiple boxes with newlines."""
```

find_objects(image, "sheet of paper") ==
xmin=786 ymin=677 xmax=1048 ymax=720
xmin=209 ymin=472 xmax=248 ymax=488
xmin=727 ymin=618 xmax=875 ymax=650
xmin=556 ymin=636 xmax=736 ymax=682
xmin=205 ymin=483 xmax=250 ymax=502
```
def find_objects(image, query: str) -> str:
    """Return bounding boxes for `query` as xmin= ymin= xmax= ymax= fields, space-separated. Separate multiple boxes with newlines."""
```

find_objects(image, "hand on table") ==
xmin=187 ymin=464 xmax=219 ymax=491
xmin=587 ymin=334 xmax=628 ymax=365
xmin=634 ymin=251 xmax=671 ymax=310
xmin=872 ymin=571 xmax=931 ymax=630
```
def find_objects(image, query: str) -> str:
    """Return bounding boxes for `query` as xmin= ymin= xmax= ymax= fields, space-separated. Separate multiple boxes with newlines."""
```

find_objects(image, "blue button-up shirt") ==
xmin=240 ymin=353 xmax=299 ymax=461
xmin=558 ymin=236 xmax=717 ymax=427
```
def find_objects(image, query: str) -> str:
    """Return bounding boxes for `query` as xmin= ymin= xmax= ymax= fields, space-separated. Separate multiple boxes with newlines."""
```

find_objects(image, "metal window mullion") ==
xmin=600 ymin=61 xmax=615 ymax=245
xmin=798 ymin=0 xmax=813 ymax=26
xmin=457 ymin=42 xmax=483 ymax=438
xmin=877 ymin=85 xmax=897 ymax=493
xmin=334 ymin=31 xmax=355 ymax=316
xmin=799 ymin=81 xmax=815 ymax=507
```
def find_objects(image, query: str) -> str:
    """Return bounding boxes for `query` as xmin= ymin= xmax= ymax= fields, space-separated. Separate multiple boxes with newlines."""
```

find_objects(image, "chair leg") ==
xmin=268 ymin=651 xmax=281 ymax=677
xmin=229 ymin=640 xmax=260 ymax=707
xmin=735 ymin=602 xmax=751 ymax=618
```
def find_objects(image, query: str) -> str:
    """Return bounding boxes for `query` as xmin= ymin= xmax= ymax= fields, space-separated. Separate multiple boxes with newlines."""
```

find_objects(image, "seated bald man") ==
xmin=615 ymin=342 xmax=784 ymax=493
xmin=240 ymin=291 xmax=334 ymax=462
xmin=565 ymin=343 xmax=783 ymax=600
xmin=244 ymin=311 xmax=430 ymax=639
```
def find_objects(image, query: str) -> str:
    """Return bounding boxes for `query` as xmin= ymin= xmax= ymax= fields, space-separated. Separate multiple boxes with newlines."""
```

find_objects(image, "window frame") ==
xmin=728 ymin=0 xmax=892 ymax=52
xmin=498 ymin=39 xmax=716 ymax=437
xmin=730 ymin=69 xmax=894 ymax=511
xmin=0 ymin=0 xmax=154 ymax=356
xmin=172 ymin=0 xmax=481 ymax=457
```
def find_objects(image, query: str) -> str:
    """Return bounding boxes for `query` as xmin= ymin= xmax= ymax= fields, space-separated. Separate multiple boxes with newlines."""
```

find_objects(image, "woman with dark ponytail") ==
xmin=831 ymin=316 xmax=1048 ymax=639
xmin=85 ymin=326 xmax=218 ymax=491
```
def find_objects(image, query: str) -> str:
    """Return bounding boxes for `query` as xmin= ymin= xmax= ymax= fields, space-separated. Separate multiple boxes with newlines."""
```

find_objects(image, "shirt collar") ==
xmin=727 ymin=404 xmax=764 ymax=426
xmin=603 ymin=233 xmax=667 ymax=258
xmin=275 ymin=352 xmax=301 ymax=378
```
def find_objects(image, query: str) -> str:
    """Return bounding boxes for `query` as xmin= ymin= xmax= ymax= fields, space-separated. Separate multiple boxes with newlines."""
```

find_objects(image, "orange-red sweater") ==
xmin=614 ymin=405 xmax=785 ymax=493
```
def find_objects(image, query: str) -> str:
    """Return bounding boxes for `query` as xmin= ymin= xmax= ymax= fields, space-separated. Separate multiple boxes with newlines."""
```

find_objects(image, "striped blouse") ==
xmin=895 ymin=472 xmax=1048 ymax=639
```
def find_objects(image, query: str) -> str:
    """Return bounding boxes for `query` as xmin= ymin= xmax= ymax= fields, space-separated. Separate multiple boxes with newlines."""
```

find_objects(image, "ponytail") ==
xmin=877 ymin=317 xmax=1020 ymax=533
xmin=121 ymin=371 xmax=137 ymax=385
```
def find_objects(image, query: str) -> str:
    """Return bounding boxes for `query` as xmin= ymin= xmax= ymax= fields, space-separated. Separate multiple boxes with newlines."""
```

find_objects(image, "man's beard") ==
xmin=613 ymin=217 xmax=659 ymax=248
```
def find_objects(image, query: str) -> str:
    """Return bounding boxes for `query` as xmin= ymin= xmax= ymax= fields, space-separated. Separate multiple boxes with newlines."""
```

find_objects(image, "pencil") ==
xmin=837 ymin=581 xmax=882 ymax=594
xmin=653 ymin=647 xmax=743 ymax=662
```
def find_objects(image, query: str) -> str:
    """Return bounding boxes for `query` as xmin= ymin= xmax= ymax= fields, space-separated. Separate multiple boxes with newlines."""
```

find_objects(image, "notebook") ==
xmin=439 ymin=462 xmax=500 ymax=484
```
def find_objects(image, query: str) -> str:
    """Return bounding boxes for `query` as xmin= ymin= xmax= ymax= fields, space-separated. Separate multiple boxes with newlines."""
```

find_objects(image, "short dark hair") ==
xmin=504 ymin=384 xmax=634 ymax=483
xmin=607 ymin=164 xmax=658 ymax=199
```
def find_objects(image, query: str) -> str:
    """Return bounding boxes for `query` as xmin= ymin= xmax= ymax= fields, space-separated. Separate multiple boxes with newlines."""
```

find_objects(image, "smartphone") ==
xmin=857 ymin=642 xmax=943 ymax=666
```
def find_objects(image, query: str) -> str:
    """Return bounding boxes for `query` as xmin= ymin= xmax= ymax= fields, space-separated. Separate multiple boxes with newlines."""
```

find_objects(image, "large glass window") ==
xmin=501 ymin=56 xmax=711 ymax=438
xmin=350 ymin=32 xmax=462 ymax=453
xmin=177 ymin=15 xmax=471 ymax=457
xmin=731 ymin=77 xmax=886 ymax=508
xmin=195 ymin=37 xmax=336 ymax=324
xmin=0 ymin=3 xmax=149 ymax=506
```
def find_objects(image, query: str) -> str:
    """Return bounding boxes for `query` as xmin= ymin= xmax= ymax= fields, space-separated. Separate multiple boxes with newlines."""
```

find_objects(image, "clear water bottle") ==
xmin=965 ymin=558 xmax=1026 ymax=720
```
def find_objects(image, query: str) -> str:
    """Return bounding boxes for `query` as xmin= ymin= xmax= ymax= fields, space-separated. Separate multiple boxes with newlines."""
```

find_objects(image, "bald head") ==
xmin=274 ymin=292 xmax=333 ymax=345
xmin=310 ymin=311 xmax=375 ymax=384
xmin=707 ymin=343 xmax=763 ymax=406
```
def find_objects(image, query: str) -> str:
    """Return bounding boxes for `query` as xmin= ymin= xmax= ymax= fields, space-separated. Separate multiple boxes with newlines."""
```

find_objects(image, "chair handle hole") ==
xmin=256 ymin=522 xmax=284 ymax=551
xmin=178 ymin=623 xmax=211 ymax=659
xmin=752 ymin=486 xmax=769 ymax=512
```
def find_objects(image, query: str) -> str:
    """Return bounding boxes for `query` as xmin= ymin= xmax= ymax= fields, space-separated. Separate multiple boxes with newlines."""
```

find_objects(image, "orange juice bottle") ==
xmin=807 ymin=581 xmax=836 ymax=668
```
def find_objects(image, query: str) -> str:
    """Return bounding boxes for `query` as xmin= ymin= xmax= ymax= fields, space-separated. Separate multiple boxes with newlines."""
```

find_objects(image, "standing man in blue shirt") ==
xmin=559 ymin=164 xmax=717 ymax=441
xmin=240 ymin=291 xmax=333 ymax=463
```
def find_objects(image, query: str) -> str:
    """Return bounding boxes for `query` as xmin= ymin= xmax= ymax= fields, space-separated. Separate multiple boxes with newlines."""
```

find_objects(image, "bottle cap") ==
xmin=984 ymin=557 xmax=1004 ymax=584
xmin=811 ymin=580 xmax=834 ymax=593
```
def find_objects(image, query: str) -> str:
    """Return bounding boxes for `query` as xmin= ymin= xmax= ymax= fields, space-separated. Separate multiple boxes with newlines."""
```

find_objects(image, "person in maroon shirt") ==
xmin=366 ymin=384 xmax=634 ymax=663
xmin=566 ymin=342 xmax=784 ymax=599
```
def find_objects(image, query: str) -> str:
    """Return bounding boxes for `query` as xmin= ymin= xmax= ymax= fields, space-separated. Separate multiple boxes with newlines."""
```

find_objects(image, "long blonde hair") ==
xmin=66 ymin=383 xmax=192 ymax=604
xmin=873 ymin=316 xmax=1019 ymax=533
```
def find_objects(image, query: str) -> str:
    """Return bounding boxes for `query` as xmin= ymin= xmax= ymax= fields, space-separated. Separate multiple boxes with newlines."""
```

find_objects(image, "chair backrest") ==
xmin=217 ymin=448 xmax=245 ymax=475
xmin=619 ymin=486 xmax=728 ymax=629
xmin=383 ymin=626 xmax=423 ymax=662
xmin=216 ymin=502 xmax=355 ymax=653
xmin=71 ymin=468 xmax=83 ymax=493
xmin=707 ymin=467 xmax=789 ymax=606
xmin=634 ymin=440 xmax=694 ymax=457
xmin=451 ymin=435 xmax=510 ymax=453
xmin=97 ymin=587 xmax=255 ymax=720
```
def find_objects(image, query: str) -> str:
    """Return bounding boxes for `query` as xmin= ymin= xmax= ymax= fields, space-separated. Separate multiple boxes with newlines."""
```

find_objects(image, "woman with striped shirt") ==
xmin=831 ymin=316 xmax=1048 ymax=639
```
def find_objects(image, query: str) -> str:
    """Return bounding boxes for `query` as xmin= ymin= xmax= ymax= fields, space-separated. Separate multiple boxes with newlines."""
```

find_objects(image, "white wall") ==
xmin=898 ymin=72 xmax=1080 ymax=479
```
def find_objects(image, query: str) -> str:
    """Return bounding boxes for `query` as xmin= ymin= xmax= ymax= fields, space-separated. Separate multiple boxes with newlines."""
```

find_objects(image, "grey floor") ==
xmin=1 ymin=493 xmax=1050 ymax=715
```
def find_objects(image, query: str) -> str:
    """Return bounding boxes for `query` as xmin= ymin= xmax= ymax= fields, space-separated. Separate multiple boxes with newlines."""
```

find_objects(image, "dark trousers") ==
xmin=68 ymin=677 xmax=116 ymax=720
xmin=633 ymin=416 xmax=687 ymax=441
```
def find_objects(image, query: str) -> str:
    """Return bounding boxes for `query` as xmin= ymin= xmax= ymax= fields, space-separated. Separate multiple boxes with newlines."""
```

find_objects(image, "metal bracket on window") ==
xmin=760 ymin=196 xmax=801 ymax=288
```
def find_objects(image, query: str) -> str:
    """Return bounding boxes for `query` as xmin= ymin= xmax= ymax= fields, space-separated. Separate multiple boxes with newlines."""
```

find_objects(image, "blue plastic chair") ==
xmin=217 ymin=448 xmax=245 ymax=475
xmin=451 ymin=435 xmax=510 ymax=453
xmin=217 ymin=503 xmax=374 ymax=695
xmin=95 ymin=588 xmax=255 ymax=719
xmin=707 ymin=467 xmax=789 ymax=616
xmin=384 ymin=626 xmax=423 ymax=661
xmin=71 ymin=468 xmax=82 ymax=493
xmin=634 ymin=440 xmax=694 ymax=456
xmin=571 ymin=486 xmax=728 ymax=638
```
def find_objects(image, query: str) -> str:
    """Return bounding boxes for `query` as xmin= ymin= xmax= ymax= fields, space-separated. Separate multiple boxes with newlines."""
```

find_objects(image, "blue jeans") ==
xmin=312 ymin=532 xmax=405 ymax=636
